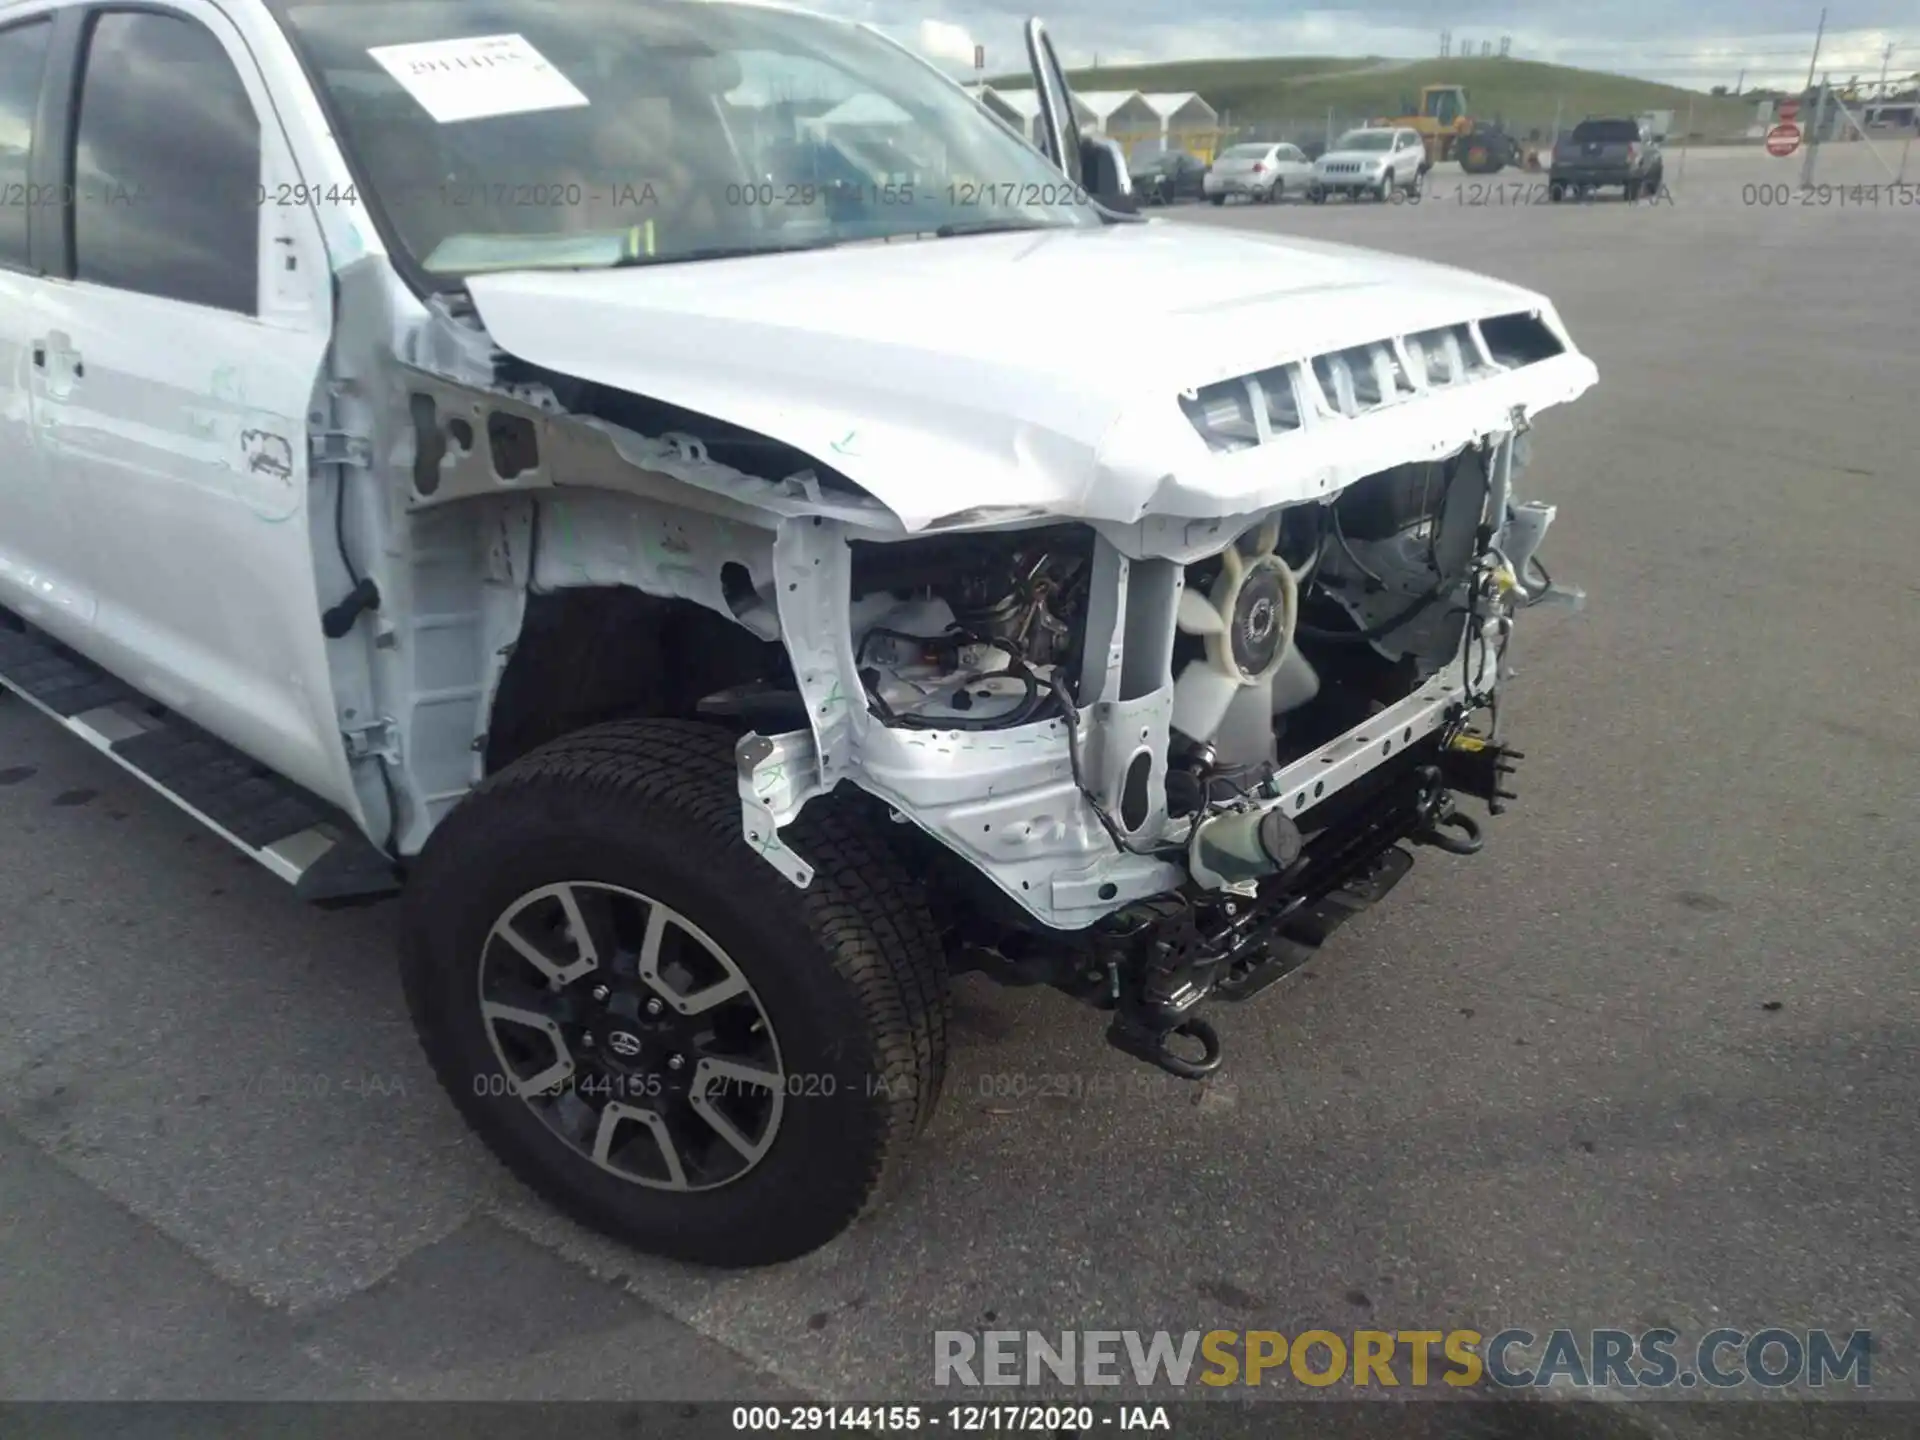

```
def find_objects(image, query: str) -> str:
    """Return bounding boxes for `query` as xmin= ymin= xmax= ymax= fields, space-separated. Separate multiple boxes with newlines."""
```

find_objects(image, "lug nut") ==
xmin=645 ymin=998 xmax=664 ymax=1017
xmin=591 ymin=985 xmax=610 ymax=1002
xmin=667 ymin=1054 xmax=684 ymax=1071
xmin=581 ymin=1032 xmax=595 ymax=1048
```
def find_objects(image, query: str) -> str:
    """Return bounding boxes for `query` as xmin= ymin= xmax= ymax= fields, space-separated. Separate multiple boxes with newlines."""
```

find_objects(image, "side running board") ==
xmin=0 ymin=623 xmax=400 ymax=903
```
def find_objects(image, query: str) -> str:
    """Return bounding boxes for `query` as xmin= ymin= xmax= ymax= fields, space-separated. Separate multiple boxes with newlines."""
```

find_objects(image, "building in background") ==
xmin=963 ymin=83 xmax=1095 ymax=147
xmin=965 ymin=82 xmax=1033 ymax=141
xmin=1136 ymin=92 xmax=1225 ymax=161
xmin=964 ymin=83 xmax=1225 ymax=162
xmin=1071 ymin=90 xmax=1162 ymax=155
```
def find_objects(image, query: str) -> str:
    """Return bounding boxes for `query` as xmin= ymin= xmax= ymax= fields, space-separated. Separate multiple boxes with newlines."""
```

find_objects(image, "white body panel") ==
xmin=0 ymin=268 xmax=96 ymax=639
xmin=2 ymin=0 xmax=366 ymax=817
xmin=466 ymin=223 xmax=1596 ymax=535
xmin=31 ymin=280 xmax=346 ymax=801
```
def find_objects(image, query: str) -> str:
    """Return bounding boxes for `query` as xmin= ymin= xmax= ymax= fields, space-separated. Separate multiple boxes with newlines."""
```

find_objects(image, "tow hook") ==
xmin=1415 ymin=809 xmax=1485 ymax=855
xmin=1106 ymin=1012 xmax=1224 ymax=1080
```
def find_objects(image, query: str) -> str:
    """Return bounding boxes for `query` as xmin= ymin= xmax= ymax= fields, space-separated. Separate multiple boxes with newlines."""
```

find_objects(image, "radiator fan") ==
xmin=1170 ymin=519 xmax=1320 ymax=760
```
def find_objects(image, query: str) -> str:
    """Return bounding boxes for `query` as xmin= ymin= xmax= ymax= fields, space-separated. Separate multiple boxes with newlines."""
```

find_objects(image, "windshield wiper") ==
xmin=931 ymin=218 xmax=1062 ymax=239
xmin=606 ymin=237 xmax=845 ymax=268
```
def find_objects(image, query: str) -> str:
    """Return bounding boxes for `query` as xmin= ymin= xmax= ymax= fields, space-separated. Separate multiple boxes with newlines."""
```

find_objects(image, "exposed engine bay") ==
xmin=825 ymin=431 xmax=1571 ymax=1080
xmin=381 ymin=243 xmax=1596 ymax=1091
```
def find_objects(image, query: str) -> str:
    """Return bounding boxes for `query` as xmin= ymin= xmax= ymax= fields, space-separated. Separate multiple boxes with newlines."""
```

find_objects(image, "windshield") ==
xmin=1571 ymin=119 xmax=1641 ymax=143
xmin=279 ymin=0 xmax=1102 ymax=277
xmin=1332 ymin=131 xmax=1394 ymax=152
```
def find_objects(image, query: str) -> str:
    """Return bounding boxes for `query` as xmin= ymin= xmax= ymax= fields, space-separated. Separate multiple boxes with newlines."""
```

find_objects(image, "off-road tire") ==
xmin=1375 ymin=172 xmax=1393 ymax=202
xmin=401 ymin=718 xmax=951 ymax=1266
xmin=1210 ymin=194 xmax=1226 ymax=206
xmin=1548 ymin=180 xmax=1566 ymax=202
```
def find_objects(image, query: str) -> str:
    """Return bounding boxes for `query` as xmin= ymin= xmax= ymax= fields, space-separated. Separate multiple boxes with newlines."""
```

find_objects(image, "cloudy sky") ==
xmin=813 ymin=1 xmax=1916 ymax=93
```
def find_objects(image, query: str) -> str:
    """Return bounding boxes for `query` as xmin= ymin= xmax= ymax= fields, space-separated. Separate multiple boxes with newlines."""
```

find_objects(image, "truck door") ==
xmin=0 ymin=11 xmax=93 ymax=639
xmin=28 ymin=0 xmax=350 ymax=806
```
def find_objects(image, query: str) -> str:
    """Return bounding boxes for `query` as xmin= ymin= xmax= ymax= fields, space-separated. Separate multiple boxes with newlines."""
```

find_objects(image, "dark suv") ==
xmin=1549 ymin=117 xmax=1664 ymax=201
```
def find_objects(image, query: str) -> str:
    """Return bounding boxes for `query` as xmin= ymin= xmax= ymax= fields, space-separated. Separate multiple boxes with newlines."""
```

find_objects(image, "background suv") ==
xmin=1310 ymin=127 xmax=1427 ymax=201
xmin=1550 ymin=117 xmax=1664 ymax=200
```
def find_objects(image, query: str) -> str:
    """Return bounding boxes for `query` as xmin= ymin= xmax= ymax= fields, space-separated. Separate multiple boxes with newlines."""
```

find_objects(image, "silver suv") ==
xmin=1311 ymin=127 xmax=1430 ymax=201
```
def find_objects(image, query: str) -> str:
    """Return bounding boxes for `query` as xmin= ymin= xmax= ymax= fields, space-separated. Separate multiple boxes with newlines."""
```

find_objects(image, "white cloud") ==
xmin=914 ymin=18 xmax=980 ymax=70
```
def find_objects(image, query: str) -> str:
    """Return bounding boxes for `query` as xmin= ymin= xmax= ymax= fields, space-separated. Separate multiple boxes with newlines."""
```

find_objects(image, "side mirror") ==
xmin=1079 ymin=134 xmax=1138 ymax=212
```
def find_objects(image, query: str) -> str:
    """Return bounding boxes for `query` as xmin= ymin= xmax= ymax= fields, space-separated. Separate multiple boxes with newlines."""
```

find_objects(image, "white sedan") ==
xmin=1204 ymin=141 xmax=1314 ymax=204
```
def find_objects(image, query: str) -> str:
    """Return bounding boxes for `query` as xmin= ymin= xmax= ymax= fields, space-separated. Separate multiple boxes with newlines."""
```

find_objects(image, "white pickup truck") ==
xmin=0 ymin=0 xmax=1595 ymax=1265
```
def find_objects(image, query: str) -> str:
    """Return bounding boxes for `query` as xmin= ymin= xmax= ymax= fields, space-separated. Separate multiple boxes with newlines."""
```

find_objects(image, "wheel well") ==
xmin=483 ymin=587 xmax=789 ymax=773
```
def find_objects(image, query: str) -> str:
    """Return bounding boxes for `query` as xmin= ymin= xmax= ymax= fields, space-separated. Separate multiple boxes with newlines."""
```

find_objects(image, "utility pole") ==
xmin=1880 ymin=41 xmax=1895 ymax=99
xmin=1802 ymin=77 xmax=1829 ymax=185
xmin=1735 ymin=67 xmax=1745 ymax=95
xmin=1804 ymin=7 xmax=1827 ymax=94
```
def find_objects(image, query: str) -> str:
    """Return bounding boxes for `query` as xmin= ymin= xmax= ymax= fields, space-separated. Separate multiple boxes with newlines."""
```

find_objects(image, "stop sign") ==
xmin=1766 ymin=121 xmax=1802 ymax=157
xmin=1779 ymin=99 xmax=1800 ymax=121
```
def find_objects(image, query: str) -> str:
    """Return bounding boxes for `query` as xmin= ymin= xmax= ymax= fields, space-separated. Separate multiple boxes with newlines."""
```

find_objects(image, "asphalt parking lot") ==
xmin=3 ymin=143 xmax=1916 ymax=1419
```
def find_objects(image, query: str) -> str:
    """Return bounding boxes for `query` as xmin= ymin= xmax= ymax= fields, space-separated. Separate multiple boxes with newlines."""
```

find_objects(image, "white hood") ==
xmin=1316 ymin=147 xmax=1394 ymax=168
xmin=464 ymin=222 xmax=1597 ymax=533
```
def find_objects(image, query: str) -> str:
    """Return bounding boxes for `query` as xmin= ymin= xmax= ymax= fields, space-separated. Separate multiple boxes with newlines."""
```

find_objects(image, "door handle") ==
xmin=38 ymin=341 xmax=81 ymax=379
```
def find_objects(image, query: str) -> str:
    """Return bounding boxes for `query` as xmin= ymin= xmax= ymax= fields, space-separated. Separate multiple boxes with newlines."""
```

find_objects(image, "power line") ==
xmin=1615 ymin=46 xmax=1913 ymax=60
xmin=1615 ymin=61 xmax=1912 ymax=71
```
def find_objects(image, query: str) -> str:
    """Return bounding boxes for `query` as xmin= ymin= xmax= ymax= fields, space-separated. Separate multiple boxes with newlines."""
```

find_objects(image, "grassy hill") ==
xmin=990 ymin=55 xmax=1367 ymax=94
xmin=991 ymin=54 xmax=1754 ymax=140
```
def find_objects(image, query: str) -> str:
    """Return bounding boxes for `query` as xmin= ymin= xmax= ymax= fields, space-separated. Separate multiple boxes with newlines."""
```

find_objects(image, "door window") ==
xmin=71 ymin=10 xmax=260 ymax=313
xmin=0 ymin=18 xmax=51 ymax=269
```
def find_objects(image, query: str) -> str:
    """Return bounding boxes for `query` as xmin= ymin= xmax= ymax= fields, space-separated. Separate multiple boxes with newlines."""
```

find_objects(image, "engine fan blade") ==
xmin=1176 ymin=586 xmax=1228 ymax=636
xmin=1270 ymin=647 xmax=1320 ymax=713
xmin=1213 ymin=676 xmax=1280 ymax=766
xmin=1170 ymin=659 xmax=1243 ymax=744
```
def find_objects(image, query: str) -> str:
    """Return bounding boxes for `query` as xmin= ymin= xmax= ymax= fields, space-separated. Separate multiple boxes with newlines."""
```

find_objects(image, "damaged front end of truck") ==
xmin=334 ymin=240 xmax=1596 ymax=1084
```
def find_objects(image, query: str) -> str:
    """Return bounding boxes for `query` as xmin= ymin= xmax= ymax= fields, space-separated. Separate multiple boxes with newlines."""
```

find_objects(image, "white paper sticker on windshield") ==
xmin=368 ymin=33 xmax=589 ymax=125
